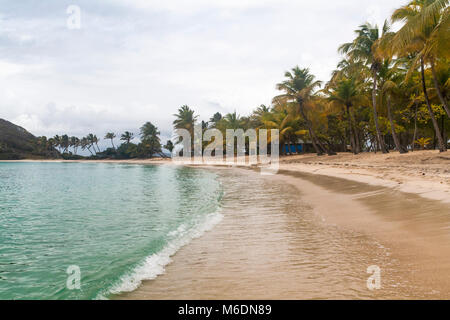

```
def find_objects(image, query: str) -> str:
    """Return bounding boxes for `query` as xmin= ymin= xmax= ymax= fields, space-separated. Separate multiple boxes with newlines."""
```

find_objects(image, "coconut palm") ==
xmin=326 ymin=78 xmax=367 ymax=154
xmin=70 ymin=136 xmax=80 ymax=155
xmin=120 ymin=131 xmax=134 ymax=144
xmin=80 ymin=137 xmax=93 ymax=156
xmin=86 ymin=134 xmax=98 ymax=155
xmin=391 ymin=0 xmax=449 ymax=118
xmin=208 ymin=112 xmax=222 ymax=128
xmin=164 ymin=140 xmax=174 ymax=153
xmin=389 ymin=0 xmax=448 ymax=151
xmin=274 ymin=66 xmax=335 ymax=155
xmin=173 ymin=105 xmax=198 ymax=142
xmin=104 ymin=132 xmax=116 ymax=150
xmin=140 ymin=122 xmax=162 ymax=157
xmin=339 ymin=22 xmax=390 ymax=153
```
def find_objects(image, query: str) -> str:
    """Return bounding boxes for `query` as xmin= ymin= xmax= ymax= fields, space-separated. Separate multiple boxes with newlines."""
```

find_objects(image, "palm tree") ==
xmin=382 ymin=79 xmax=409 ymax=154
xmin=339 ymin=22 xmax=390 ymax=153
xmin=140 ymin=122 xmax=162 ymax=157
xmin=209 ymin=112 xmax=222 ymax=128
xmin=120 ymin=131 xmax=134 ymax=144
xmin=390 ymin=0 xmax=448 ymax=151
xmin=222 ymin=111 xmax=244 ymax=130
xmin=70 ymin=136 xmax=80 ymax=155
xmin=104 ymin=132 xmax=116 ymax=150
xmin=53 ymin=135 xmax=62 ymax=153
xmin=86 ymin=134 xmax=97 ymax=155
xmin=326 ymin=78 xmax=367 ymax=154
xmin=173 ymin=105 xmax=198 ymax=154
xmin=173 ymin=105 xmax=198 ymax=139
xmin=261 ymin=106 xmax=298 ymax=155
xmin=274 ymin=66 xmax=335 ymax=155
xmin=164 ymin=140 xmax=174 ymax=153
xmin=391 ymin=0 xmax=449 ymax=118
xmin=81 ymin=137 xmax=94 ymax=156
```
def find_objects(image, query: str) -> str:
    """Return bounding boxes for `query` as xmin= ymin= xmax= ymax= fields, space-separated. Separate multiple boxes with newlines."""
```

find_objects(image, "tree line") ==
xmin=36 ymin=0 xmax=449 ymax=158
xmin=173 ymin=0 xmax=449 ymax=155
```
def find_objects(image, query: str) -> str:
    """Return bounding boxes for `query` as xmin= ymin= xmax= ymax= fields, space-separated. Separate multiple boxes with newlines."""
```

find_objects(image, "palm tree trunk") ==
xmin=111 ymin=139 xmax=116 ymax=150
xmin=412 ymin=102 xmax=418 ymax=152
xmin=387 ymin=95 xmax=407 ymax=154
xmin=372 ymin=70 xmax=388 ymax=153
xmin=298 ymin=100 xmax=324 ymax=155
xmin=420 ymin=59 xmax=446 ymax=152
xmin=431 ymin=62 xmax=450 ymax=118
xmin=346 ymin=105 xmax=357 ymax=154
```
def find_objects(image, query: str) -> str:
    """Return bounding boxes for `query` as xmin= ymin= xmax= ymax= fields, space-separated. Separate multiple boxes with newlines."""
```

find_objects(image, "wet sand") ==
xmin=118 ymin=166 xmax=450 ymax=300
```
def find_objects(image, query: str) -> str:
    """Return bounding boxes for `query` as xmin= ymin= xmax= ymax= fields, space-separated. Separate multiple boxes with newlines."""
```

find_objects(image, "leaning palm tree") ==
xmin=274 ymin=66 xmax=335 ymax=155
xmin=53 ymin=135 xmax=62 ymax=153
xmin=104 ymin=132 xmax=116 ymax=150
xmin=70 ymin=136 xmax=80 ymax=155
xmin=339 ymin=22 xmax=390 ymax=153
xmin=120 ymin=131 xmax=134 ymax=144
xmin=81 ymin=137 xmax=94 ymax=156
xmin=86 ymin=134 xmax=97 ymax=155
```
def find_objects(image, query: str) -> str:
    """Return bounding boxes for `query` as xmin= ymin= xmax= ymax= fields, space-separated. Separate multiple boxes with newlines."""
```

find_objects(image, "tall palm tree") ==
xmin=81 ymin=137 xmax=93 ymax=156
xmin=391 ymin=0 xmax=449 ymax=117
xmin=61 ymin=135 xmax=70 ymax=153
xmin=274 ymin=66 xmax=335 ymax=155
xmin=86 ymin=134 xmax=97 ymax=155
xmin=120 ymin=131 xmax=134 ymax=144
xmin=140 ymin=122 xmax=162 ymax=157
xmin=173 ymin=105 xmax=198 ymax=154
xmin=70 ymin=136 xmax=80 ymax=155
xmin=208 ymin=112 xmax=222 ymax=128
xmin=326 ymin=78 xmax=367 ymax=154
xmin=390 ymin=0 xmax=448 ymax=151
xmin=173 ymin=105 xmax=198 ymax=138
xmin=53 ymin=135 xmax=62 ymax=153
xmin=104 ymin=132 xmax=116 ymax=150
xmin=339 ymin=22 xmax=390 ymax=153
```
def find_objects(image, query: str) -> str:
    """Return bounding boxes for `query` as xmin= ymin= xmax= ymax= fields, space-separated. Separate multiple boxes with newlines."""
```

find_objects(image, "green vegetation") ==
xmin=1 ymin=0 xmax=448 ymax=160
xmin=171 ymin=0 xmax=449 ymax=155
xmin=0 ymin=119 xmax=58 ymax=159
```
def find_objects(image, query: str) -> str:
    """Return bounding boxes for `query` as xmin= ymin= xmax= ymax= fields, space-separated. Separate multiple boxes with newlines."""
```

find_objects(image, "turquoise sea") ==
xmin=0 ymin=162 xmax=223 ymax=299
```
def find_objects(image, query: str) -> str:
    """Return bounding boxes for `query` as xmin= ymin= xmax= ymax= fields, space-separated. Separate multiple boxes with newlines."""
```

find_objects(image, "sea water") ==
xmin=0 ymin=162 xmax=222 ymax=299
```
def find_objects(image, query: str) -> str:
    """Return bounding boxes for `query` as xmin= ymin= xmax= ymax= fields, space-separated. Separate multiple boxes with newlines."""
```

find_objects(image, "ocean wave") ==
xmin=96 ymin=210 xmax=223 ymax=299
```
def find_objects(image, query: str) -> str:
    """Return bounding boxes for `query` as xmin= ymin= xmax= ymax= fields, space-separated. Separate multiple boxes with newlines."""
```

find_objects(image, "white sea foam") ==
xmin=96 ymin=210 xmax=223 ymax=299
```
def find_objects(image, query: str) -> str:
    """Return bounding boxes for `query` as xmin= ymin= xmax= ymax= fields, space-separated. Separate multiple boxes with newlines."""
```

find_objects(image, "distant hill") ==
xmin=0 ymin=119 xmax=58 ymax=159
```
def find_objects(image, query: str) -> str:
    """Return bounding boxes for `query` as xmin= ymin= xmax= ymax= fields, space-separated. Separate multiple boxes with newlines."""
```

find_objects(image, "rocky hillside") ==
xmin=0 ymin=119 xmax=58 ymax=159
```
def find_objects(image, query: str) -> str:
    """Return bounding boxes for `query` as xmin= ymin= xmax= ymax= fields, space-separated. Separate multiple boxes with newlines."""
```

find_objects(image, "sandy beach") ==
xmin=115 ymin=150 xmax=449 ymax=299
xmin=6 ymin=151 xmax=450 ymax=299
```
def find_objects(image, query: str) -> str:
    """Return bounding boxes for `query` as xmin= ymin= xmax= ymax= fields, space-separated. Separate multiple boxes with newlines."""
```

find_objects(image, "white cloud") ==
xmin=0 ymin=0 xmax=407 ymax=142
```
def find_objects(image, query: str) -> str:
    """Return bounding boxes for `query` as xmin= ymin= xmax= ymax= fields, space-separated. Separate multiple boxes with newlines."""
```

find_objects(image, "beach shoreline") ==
xmin=118 ymin=162 xmax=450 ymax=299
xmin=4 ymin=150 xmax=449 ymax=203
xmin=4 ymin=150 xmax=450 ymax=299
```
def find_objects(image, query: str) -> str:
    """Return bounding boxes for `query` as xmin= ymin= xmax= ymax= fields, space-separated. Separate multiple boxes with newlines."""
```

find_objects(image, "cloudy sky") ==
xmin=0 ymin=0 xmax=406 ymax=145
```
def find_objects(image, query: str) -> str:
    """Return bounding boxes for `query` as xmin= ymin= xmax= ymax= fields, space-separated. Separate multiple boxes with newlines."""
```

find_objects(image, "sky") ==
xmin=0 ymin=0 xmax=407 ymax=146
